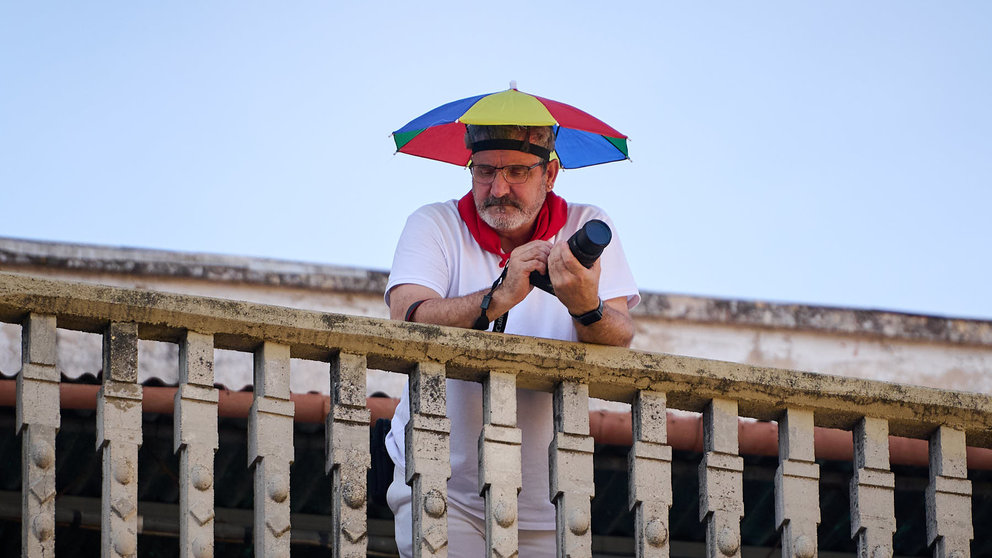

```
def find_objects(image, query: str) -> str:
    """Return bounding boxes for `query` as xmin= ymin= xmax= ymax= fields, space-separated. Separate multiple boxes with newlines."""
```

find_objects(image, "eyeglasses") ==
xmin=469 ymin=162 xmax=545 ymax=184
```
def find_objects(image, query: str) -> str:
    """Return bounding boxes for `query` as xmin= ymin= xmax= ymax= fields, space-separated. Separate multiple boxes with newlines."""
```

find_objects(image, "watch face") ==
xmin=573 ymin=299 xmax=604 ymax=326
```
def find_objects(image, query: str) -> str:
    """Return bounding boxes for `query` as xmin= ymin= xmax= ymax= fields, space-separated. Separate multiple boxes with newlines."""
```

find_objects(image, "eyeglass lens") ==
xmin=470 ymin=164 xmax=539 ymax=184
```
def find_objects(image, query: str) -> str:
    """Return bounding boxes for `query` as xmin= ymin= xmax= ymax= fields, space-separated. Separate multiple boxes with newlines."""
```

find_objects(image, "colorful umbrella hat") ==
xmin=392 ymin=85 xmax=629 ymax=169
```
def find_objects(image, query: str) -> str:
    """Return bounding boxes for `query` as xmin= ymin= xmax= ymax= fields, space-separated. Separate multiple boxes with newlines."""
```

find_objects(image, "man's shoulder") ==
xmin=408 ymin=199 xmax=460 ymax=220
xmin=565 ymin=201 xmax=608 ymax=217
xmin=400 ymin=199 xmax=467 ymax=241
xmin=563 ymin=201 xmax=612 ymax=231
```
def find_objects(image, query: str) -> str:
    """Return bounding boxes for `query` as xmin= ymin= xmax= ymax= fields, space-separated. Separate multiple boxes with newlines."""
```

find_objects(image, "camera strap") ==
xmin=491 ymin=268 xmax=509 ymax=333
xmin=493 ymin=309 xmax=508 ymax=333
xmin=474 ymin=267 xmax=509 ymax=333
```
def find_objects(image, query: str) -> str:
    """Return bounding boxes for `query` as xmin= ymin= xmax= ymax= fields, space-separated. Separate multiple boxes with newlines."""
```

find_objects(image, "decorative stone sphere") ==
xmin=793 ymin=535 xmax=815 ymax=558
xmin=568 ymin=509 xmax=590 ymax=536
xmin=644 ymin=519 xmax=668 ymax=547
xmin=268 ymin=475 xmax=289 ymax=503
xmin=342 ymin=481 xmax=366 ymax=509
xmin=192 ymin=537 xmax=213 ymax=558
xmin=32 ymin=515 xmax=54 ymax=542
xmin=114 ymin=535 xmax=137 ymax=556
xmin=493 ymin=500 xmax=516 ymax=528
xmin=717 ymin=526 xmax=740 ymax=556
xmin=32 ymin=441 xmax=55 ymax=470
xmin=192 ymin=465 xmax=213 ymax=491
xmin=424 ymin=489 xmax=446 ymax=518
xmin=114 ymin=456 xmax=134 ymax=486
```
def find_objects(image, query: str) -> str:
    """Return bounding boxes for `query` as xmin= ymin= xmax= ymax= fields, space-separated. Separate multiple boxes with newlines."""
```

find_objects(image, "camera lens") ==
xmin=569 ymin=219 xmax=612 ymax=268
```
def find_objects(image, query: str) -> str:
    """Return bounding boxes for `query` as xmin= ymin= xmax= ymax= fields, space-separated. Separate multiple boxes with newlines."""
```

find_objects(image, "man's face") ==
xmin=471 ymin=149 xmax=559 ymax=235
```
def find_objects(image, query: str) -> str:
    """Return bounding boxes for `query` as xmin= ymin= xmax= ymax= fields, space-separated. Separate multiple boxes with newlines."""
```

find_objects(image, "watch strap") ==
xmin=570 ymin=298 xmax=604 ymax=326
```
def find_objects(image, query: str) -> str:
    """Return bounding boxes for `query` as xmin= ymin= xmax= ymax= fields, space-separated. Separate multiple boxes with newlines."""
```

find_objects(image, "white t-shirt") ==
xmin=384 ymin=198 xmax=639 ymax=530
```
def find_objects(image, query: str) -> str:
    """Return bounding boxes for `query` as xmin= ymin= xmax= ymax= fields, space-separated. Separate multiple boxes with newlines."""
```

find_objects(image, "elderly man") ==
xmin=384 ymin=124 xmax=639 ymax=556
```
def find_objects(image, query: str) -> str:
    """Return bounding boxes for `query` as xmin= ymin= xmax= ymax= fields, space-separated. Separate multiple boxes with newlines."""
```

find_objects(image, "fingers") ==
xmin=548 ymin=241 xmax=601 ymax=314
xmin=548 ymin=241 xmax=588 ymax=275
xmin=508 ymin=240 xmax=552 ymax=275
xmin=495 ymin=240 xmax=552 ymax=308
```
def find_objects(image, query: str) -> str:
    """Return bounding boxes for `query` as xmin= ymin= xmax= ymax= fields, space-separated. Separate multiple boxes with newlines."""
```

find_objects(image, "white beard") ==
xmin=476 ymin=186 xmax=547 ymax=233
xmin=479 ymin=204 xmax=532 ymax=232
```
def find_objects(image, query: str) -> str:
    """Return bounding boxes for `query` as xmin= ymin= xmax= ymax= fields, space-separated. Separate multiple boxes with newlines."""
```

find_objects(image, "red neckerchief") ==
xmin=457 ymin=190 xmax=568 ymax=267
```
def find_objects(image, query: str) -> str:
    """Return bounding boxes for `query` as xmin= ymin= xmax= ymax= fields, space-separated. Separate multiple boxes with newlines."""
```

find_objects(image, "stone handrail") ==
xmin=1 ymin=271 xmax=986 ymax=557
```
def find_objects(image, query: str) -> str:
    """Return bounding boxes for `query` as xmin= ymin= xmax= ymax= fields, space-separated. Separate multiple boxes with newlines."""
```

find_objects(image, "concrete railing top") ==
xmin=2 ymin=271 xmax=991 ymax=448
xmin=3 ymin=235 xmax=991 ymax=347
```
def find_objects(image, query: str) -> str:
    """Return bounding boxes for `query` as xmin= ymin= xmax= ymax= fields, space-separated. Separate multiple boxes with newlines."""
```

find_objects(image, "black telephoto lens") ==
xmin=528 ymin=219 xmax=612 ymax=295
xmin=567 ymin=219 xmax=612 ymax=268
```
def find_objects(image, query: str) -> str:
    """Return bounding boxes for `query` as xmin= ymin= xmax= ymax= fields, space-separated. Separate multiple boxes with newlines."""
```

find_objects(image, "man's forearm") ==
xmin=406 ymin=290 xmax=488 ymax=329
xmin=400 ymin=287 xmax=519 ymax=330
xmin=574 ymin=301 xmax=634 ymax=347
xmin=393 ymin=285 xmax=633 ymax=346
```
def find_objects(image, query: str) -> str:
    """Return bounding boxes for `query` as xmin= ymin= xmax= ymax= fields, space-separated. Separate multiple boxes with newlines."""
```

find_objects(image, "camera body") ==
xmin=529 ymin=219 xmax=612 ymax=295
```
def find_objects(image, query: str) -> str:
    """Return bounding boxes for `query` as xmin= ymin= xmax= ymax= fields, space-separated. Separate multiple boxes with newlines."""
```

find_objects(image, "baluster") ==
xmin=98 ymin=322 xmax=142 ymax=558
xmin=326 ymin=352 xmax=371 ymax=558
xmin=550 ymin=381 xmax=595 ymax=558
xmin=479 ymin=371 xmax=522 ymax=558
xmin=174 ymin=331 xmax=219 ymax=558
xmin=926 ymin=426 xmax=973 ymax=558
xmin=628 ymin=390 xmax=673 ymax=557
xmin=249 ymin=342 xmax=295 ymax=557
xmin=406 ymin=361 xmax=451 ymax=557
xmin=774 ymin=408 xmax=819 ymax=558
xmin=700 ymin=398 xmax=744 ymax=558
xmin=16 ymin=314 xmax=59 ymax=557
xmin=850 ymin=417 xmax=895 ymax=558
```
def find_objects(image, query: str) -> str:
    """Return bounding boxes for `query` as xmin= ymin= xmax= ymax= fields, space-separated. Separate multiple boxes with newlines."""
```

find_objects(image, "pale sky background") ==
xmin=2 ymin=2 xmax=990 ymax=320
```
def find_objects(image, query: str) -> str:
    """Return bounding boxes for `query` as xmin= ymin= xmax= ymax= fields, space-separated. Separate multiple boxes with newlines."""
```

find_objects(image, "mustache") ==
xmin=483 ymin=196 xmax=521 ymax=210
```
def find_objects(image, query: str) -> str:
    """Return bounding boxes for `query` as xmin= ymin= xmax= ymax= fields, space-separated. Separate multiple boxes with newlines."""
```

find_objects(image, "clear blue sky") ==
xmin=2 ymin=2 xmax=990 ymax=320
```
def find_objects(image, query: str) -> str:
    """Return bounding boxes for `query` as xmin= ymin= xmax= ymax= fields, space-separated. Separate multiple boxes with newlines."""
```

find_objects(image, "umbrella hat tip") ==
xmin=509 ymin=80 xmax=517 ymax=90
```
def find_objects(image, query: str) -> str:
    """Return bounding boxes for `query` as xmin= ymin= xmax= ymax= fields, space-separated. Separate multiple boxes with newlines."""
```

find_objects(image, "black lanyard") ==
xmin=474 ymin=267 xmax=509 ymax=333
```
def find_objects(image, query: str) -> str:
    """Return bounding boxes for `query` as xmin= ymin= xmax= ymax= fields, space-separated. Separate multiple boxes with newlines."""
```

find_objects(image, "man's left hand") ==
xmin=547 ymin=240 xmax=602 ymax=316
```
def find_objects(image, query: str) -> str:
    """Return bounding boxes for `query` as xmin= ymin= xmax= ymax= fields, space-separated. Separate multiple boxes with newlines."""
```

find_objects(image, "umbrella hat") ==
xmin=392 ymin=87 xmax=629 ymax=169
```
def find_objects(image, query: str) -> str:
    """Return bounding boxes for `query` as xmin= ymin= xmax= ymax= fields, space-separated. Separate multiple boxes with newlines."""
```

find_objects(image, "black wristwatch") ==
xmin=570 ymin=298 xmax=604 ymax=326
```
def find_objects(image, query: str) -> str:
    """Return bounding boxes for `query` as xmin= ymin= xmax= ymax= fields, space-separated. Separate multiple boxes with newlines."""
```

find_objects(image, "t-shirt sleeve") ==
xmin=592 ymin=210 xmax=641 ymax=310
xmin=384 ymin=206 xmax=451 ymax=307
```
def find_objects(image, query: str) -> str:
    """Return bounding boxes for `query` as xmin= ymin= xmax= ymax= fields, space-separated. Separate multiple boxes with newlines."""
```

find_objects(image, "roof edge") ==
xmin=0 ymin=236 xmax=389 ymax=294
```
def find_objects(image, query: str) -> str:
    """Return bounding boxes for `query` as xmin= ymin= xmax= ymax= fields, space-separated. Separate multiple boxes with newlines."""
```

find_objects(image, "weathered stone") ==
xmin=926 ymin=426 xmax=973 ymax=557
xmin=3 ymin=271 xmax=992 ymax=558
xmin=175 ymin=331 xmax=219 ymax=558
xmin=100 ymin=323 xmax=141 ymax=558
xmin=189 ymin=501 xmax=215 ymax=526
xmin=407 ymin=361 xmax=450 ymax=557
xmin=104 ymin=322 xmax=138 ymax=383
xmin=3 ymin=272 xmax=992 ymax=444
xmin=327 ymin=352 xmax=371 ymax=558
xmin=250 ymin=343 xmax=295 ymax=557
xmin=480 ymin=371 xmax=521 ymax=558
xmin=629 ymin=391 xmax=672 ymax=558
xmin=775 ymin=408 xmax=820 ymax=558
xmin=551 ymin=382 xmax=594 ymax=557
xmin=700 ymin=398 xmax=743 ymax=558
xmin=851 ymin=418 xmax=896 ymax=558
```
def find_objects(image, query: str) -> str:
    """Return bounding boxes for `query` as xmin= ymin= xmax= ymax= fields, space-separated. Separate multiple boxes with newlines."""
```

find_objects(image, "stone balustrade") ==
xmin=1 ymin=272 xmax=989 ymax=557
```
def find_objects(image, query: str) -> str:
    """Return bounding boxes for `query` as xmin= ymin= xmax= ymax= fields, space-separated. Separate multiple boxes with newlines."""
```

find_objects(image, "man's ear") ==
xmin=545 ymin=159 xmax=561 ymax=191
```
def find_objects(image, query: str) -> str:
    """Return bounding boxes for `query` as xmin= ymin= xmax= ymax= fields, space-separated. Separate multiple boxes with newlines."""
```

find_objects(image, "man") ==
xmin=384 ymin=124 xmax=639 ymax=556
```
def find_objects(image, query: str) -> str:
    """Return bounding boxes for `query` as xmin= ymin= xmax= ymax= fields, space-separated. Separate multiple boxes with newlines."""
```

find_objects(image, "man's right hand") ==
xmin=494 ymin=239 xmax=552 ymax=309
